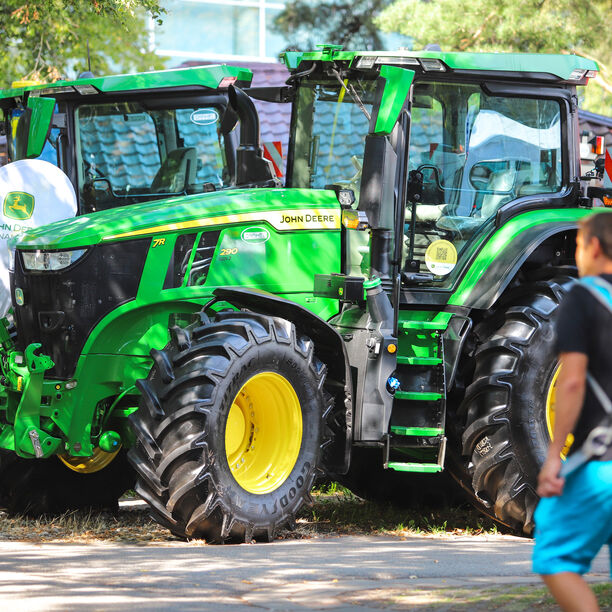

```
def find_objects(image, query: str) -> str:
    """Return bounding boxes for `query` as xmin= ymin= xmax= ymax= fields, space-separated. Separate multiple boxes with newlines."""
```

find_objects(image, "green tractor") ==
xmin=0 ymin=47 xmax=606 ymax=541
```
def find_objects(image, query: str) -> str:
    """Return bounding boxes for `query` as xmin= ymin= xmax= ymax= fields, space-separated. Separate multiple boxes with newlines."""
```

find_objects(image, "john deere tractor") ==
xmin=0 ymin=47 xmax=607 ymax=541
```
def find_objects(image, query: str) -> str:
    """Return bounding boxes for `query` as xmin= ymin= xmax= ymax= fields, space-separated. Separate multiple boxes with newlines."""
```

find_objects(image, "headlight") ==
xmin=21 ymin=249 xmax=87 ymax=271
xmin=8 ymin=248 xmax=15 ymax=272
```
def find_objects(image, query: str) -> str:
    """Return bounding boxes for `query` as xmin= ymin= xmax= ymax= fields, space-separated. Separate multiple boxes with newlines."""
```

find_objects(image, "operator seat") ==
xmin=478 ymin=168 xmax=515 ymax=219
xmin=151 ymin=147 xmax=197 ymax=194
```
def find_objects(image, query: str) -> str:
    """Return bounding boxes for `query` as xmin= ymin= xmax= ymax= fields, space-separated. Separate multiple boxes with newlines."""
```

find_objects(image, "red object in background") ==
xmin=263 ymin=141 xmax=283 ymax=177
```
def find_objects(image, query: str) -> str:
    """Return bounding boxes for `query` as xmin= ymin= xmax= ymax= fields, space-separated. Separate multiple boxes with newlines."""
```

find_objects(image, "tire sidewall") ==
xmin=206 ymin=342 xmax=321 ymax=526
xmin=510 ymin=315 xmax=557 ymax=476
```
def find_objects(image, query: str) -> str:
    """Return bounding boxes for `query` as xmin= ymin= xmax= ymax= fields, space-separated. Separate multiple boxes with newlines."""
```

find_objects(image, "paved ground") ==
xmin=0 ymin=533 xmax=608 ymax=611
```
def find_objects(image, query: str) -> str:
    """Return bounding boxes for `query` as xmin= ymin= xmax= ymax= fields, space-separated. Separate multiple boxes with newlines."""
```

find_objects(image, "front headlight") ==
xmin=21 ymin=249 xmax=87 ymax=271
xmin=8 ymin=248 xmax=15 ymax=272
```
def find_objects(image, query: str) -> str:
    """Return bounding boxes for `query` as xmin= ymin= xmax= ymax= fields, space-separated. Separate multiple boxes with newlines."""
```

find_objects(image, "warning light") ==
xmin=593 ymin=136 xmax=605 ymax=156
xmin=218 ymin=76 xmax=237 ymax=88
xmin=603 ymin=196 xmax=612 ymax=207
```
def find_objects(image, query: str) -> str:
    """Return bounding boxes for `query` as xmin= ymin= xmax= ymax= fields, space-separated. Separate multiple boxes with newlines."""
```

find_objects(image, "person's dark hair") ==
xmin=579 ymin=213 xmax=612 ymax=259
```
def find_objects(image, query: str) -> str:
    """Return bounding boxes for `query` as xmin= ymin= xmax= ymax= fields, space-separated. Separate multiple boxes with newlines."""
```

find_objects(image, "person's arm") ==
xmin=537 ymin=352 xmax=587 ymax=497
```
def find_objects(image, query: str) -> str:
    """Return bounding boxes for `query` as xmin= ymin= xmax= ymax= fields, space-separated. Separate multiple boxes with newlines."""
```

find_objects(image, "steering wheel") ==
xmin=415 ymin=163 xmax=444 ymax=190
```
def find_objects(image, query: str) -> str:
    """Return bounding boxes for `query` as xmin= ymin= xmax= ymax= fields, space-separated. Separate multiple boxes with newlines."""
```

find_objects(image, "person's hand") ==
xmin=537 ymin=454 xmax=565 ymax=497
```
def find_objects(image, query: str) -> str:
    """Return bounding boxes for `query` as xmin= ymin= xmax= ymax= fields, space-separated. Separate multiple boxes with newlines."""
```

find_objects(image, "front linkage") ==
xmin=0 ymin=319 xmax=59 ymax=458
xmin=0 ymin=319 xmax=124 ymax=461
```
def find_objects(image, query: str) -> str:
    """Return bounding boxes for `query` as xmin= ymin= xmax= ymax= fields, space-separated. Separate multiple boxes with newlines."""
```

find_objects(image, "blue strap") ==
xmin=578 ymin=276 xmax=612 ymax=314
xmin=559 ymin=276 xmax=612 ymax=476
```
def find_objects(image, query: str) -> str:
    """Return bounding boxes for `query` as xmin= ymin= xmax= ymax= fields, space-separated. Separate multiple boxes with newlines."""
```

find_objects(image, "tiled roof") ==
xmin=179 ymin=60 xmax=292 ymax=173
xmin=79 ymin=109 xmax=226 ymax=191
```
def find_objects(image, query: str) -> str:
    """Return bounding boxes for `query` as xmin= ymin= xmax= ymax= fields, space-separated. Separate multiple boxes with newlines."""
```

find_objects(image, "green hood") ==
xmin=15 ymin=188 xmax=341 ymax=250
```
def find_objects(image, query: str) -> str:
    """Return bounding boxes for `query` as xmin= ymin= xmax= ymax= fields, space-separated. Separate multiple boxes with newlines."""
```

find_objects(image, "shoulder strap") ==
xmin=587 ymin=373 xmax=612 ymax=415
xmin=577 ymin=276 xmax=612 ymax=315
xmin=575 ymin=277 xmax=612 ymax=414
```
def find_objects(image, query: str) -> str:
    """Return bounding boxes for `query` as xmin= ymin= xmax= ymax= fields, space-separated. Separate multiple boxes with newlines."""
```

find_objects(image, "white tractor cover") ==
xmin=0 ymin=160 xmax=77 ymax=316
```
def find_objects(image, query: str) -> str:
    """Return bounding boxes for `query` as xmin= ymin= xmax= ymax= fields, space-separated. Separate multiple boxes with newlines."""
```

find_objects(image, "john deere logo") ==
xmin=14 ymin=288 xmax=24 ymax=306
xmin=4 ymin=192 xmax=34 ymax=220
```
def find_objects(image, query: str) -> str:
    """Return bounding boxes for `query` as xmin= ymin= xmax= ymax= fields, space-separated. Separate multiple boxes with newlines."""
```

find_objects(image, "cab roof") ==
xmin=282 ymin=47 xmax=598 ymax=83
xmin=0 ymin=64 xmax=253 ymax=100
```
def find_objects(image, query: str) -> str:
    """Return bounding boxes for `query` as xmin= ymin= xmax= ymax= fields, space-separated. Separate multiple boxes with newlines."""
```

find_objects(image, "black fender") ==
xmin=212 ymin=287 xmax=352 ymax=475
xmin=462 ymin=220 xmax=578 ymax=311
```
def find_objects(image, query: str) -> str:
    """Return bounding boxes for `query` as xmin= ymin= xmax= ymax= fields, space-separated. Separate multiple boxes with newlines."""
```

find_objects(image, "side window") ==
xmin=7 ymin=107 xmax=60 ymax=166
xmin=176 ymin=108 xmax=226 ymax=188
xmin=404 ymin=83 xmax=563 ymax=287
xmin=77 ymin=104 xmax=160 ymax=195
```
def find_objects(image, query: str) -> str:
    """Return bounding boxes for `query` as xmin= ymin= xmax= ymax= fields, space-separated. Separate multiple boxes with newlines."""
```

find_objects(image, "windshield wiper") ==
xmin=330 ymin=68 xmax=371 ymax=122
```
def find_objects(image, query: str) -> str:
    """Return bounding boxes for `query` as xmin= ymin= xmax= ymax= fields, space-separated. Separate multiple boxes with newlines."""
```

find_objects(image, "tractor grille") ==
xmin=12 ymin=239 xmax=149 ymax=379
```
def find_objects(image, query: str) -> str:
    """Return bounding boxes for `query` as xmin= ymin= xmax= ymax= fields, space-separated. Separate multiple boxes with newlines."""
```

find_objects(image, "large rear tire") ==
xmin=0 ymin=449 xmax=134 ymax=515
xmin=455 ymin=276 xmax=572 ymax=533
xmin=128 ymin=311 xmax=330 ymax=543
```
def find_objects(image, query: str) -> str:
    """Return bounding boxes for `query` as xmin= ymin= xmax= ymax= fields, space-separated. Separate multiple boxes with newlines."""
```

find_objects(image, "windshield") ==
xmin=288 ymin=79 xmax=375 ymax=192
xmin=76 ymin=101 xmax=232 ymax=213
xmin=404 ymin=83 xmax=563 ymax=285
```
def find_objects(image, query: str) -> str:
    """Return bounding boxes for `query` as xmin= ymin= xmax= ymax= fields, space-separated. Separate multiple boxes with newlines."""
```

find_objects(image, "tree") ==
xmin=272 ymin=1 xmax=395 ymax=52
xmin=377 ymin=0 xmax=612 ymax=114
xmin=0 ymin=0 xmax=166 ymax=87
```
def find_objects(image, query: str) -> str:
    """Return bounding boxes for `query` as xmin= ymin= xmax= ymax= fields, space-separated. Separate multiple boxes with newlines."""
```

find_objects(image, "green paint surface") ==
xmin=448 ymin=208 xmax=602 ymax=306
xmin=0 ymin=65 xmax=252 ymax=100
xmin=25 ymin=96 xmax=55 ymax=158
xmin=16 ymin=188 xmax=340 ymax=250
xmin=374 ymin=66 xmax=414 ymax=134
xmin=282 ymin=49 xmax=598 ymax=81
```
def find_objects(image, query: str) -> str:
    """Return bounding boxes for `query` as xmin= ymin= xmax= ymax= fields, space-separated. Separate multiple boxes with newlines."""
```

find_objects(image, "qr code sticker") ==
xmin=436 ymin=247 xmax=448 ymax=259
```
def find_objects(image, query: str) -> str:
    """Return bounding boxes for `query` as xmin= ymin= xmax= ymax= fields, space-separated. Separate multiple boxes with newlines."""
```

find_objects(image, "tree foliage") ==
xmin=273 ymin=1 xmax=394 ymax=52
xmin=0 ymin=0 xmax=166 ymax=87
xmin=377 ymin=0 xmax=612 ymax=114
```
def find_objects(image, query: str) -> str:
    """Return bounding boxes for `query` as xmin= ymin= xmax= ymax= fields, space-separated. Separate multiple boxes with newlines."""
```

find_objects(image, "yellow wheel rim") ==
xmin=58 ymin=447 xmax=120 ymax=474
xmin=545 ymin=364 xmax=574 ymax=458
xmin=225 ymin=372 xmax=302 ymax=495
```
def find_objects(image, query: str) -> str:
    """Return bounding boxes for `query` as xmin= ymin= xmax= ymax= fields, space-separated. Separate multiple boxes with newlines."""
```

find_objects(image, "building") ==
xmin=152 ymin=0 xmax=290 ymax=66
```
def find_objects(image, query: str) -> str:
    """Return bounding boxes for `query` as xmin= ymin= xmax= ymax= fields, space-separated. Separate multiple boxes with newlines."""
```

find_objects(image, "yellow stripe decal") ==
xmin=104 ymin=208 xmax=341 ymax=240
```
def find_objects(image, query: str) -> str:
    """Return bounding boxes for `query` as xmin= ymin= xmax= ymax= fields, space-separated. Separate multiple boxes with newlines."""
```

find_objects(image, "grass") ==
xmin=293 ymin=483 xmax=501 ymax=538
xmin=0 ymin=483 xmax=502 ymax=544
xmin=347 ymin=583 xmax=612 ymax=610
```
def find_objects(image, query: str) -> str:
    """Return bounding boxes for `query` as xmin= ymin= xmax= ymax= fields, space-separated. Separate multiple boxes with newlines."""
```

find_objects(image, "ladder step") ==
xmin=391 ymin=426 xmax=444 ymax=437
xmin=396 ymin=356 xmax=442 ymax=366
xmin=395 ymin=390 xmax=442 ymax=401
xmin=401 ymin=321 xmax=447 ymax=331
xmin=387 ymin=462 xmax=442 ymax=473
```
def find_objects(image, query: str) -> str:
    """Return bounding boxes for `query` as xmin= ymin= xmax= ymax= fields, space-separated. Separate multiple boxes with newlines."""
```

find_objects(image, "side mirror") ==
xmin=15 ymin=97 xmax=56 ymax=160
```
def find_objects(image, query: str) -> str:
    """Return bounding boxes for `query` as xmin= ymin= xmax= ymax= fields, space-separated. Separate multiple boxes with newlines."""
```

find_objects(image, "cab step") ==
xmin=394 ymin=390 xmax=442 ymax=401
xmin=390 ymin=426 xmax=443 ymax=437
xmin=387 ymin=462 xmax=442 ymax=473
xmin=396 ymin=356 xmax=442 ymax=366
xmin=400 ymin=320 xmax=448 ymax=331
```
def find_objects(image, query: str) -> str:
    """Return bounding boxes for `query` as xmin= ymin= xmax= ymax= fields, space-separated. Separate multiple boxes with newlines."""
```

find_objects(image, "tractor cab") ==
xmin=274 ymin=49 xmax=596 ymax=297
xmin=0 ymin=65 xmax=255 ymax=215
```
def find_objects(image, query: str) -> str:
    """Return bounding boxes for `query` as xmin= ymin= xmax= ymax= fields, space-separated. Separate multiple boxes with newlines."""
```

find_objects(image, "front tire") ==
xmin=128 ymin=311 xmax=330 ymax=543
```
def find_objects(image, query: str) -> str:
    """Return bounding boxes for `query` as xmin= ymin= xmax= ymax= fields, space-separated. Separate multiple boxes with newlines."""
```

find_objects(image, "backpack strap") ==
xmin=577 ymin=276 xmax=612 ymax=315
xmin=558 ymin=277 xmax=612 ymax=477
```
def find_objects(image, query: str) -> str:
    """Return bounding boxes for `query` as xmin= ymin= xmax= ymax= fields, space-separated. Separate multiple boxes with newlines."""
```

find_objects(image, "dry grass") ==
xmin=0 ymin=484 xmax=501 ymax=544
xmin=345 ymin=583 xmax=612 ymax=611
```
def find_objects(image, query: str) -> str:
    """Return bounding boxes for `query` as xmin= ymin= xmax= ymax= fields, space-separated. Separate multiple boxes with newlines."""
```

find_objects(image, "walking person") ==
xmin=533 ymin=212 xmax=612 ymax=612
